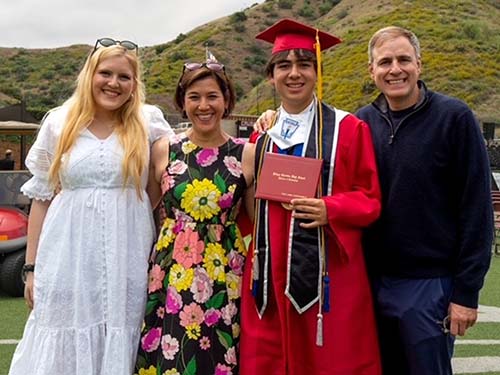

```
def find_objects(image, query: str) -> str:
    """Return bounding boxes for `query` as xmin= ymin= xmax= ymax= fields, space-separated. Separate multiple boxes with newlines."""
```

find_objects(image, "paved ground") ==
xmin=452 ymin=305 xmax=500 ymax=374
xmin=476 ymin=305 xmax=500 ymax=323
xmin=453 ymin=357 xmax=500 ymax=374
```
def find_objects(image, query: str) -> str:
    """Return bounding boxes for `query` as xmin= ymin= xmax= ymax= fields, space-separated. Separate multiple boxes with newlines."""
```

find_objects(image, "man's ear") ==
xmin=416 ymin=58 xmax=422 ymax=75
xmin=368 ymin=63 xmax=374 ymax=80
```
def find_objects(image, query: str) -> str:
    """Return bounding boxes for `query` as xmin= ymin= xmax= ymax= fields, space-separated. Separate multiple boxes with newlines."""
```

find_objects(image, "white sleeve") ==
xmin=20 ymin=108 xmax=64 ymax=200
xmin=143 ymin=104 xmax=175 ymax=144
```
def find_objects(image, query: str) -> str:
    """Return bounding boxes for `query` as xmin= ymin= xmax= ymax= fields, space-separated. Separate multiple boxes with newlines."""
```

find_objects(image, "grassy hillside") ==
xmin=0 ymin=0 xmax=498 ymax=122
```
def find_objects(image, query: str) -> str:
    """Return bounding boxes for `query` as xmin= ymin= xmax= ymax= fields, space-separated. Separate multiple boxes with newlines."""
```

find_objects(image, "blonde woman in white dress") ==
xmin=9 ymin=38 xmax=174 ymax=375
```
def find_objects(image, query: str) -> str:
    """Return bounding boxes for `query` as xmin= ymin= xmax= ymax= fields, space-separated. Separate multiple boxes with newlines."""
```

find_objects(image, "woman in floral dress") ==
xmin=135 ymin=59 xmax=255 ymax=375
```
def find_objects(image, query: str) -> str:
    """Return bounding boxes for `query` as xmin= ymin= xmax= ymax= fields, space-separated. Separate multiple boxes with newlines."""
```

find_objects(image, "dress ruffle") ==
xmin=10 ymin=314 xmax=141 ymax=375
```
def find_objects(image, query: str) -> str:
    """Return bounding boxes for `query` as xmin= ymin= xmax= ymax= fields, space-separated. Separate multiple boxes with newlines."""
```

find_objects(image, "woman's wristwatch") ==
xmin=22 ymin=264 xmax=35 ymax=283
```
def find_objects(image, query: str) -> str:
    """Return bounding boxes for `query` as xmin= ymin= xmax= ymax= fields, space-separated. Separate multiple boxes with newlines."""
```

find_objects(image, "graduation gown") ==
xmin=240 ymin=107 xmax=382 ymax=375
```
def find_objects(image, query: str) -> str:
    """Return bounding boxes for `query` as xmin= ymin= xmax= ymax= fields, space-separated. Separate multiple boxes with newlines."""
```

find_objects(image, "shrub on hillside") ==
xmin=234 ymin=24 xmax=246 ymax=33
xmin=171 ymin=51 xmax=189 ymax=62
xmin=41 ymin=71 xmax=55 ymax=80
xmin=261 ymin=3 xmax=274 ymax=13
xmin=319 ymin=4 xmax=331 ymax=16
xmin=175 ymin=33 xmax=187 ymax=44
xmin=337 ymin=8 xmax=349 ymax=20
xmin=251 ymin=77 xmax=262 ymax=87
xmin=234 ymin=83 xmax=244 ymax=99
xmin=298 ymin=4 xmax=316 ymax=19
xmin=231 ymin=11 xmax=247 ymax=24
xmin=278 ymin=0 xmax=294 ymax=10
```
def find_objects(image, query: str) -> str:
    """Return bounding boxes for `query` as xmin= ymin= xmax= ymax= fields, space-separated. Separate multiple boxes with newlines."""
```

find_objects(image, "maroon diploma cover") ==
xmin=255 ymin=152 xmax=323 ymax=203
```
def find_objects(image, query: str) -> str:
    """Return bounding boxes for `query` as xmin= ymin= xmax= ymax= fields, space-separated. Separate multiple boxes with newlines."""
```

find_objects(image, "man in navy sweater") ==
xmin=356 ymin=26 xmax=493 ymax=375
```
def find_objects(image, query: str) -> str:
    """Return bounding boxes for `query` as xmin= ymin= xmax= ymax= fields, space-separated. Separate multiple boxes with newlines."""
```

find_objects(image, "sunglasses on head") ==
xmin=92 ymin=38 xmax=138 ymax=55
xmin=183 ymin=62 xmax=225 ymax=73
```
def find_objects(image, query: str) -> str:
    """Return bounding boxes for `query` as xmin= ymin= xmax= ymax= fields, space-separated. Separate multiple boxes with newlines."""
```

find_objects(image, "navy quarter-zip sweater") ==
xmin=356 ymin=81 xmax=493 ymax=308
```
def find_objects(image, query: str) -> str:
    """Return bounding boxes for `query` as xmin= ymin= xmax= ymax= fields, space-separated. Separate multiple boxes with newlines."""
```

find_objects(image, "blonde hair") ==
xmin=48 ymin=45 xmax=148 ymax=198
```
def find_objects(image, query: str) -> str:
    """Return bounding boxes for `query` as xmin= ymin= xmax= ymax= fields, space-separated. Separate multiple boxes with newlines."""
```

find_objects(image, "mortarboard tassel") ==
xmin=315 ymin=30 xmax=323 ymax=102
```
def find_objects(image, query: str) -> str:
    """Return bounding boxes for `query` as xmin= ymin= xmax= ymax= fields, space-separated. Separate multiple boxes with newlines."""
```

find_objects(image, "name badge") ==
xmin=281 ymin=118 xmax=299 ymax=140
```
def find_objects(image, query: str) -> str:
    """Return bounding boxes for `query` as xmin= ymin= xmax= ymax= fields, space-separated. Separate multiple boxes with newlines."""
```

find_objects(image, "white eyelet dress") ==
xmin=8 ymin=104 xmax=174 ymax=375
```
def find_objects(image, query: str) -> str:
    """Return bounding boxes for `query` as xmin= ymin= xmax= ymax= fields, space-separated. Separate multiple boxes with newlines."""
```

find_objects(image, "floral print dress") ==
xmin=136 ymin=134 xmax=248 ymax=375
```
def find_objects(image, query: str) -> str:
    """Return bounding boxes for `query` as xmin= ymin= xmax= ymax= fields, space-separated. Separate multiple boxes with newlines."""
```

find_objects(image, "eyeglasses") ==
xmin=92 ymin=38 xmax=138 ymax=54
xmin=178 ymin=62 xmax=228 ymax=90
xmin=183 ymin=62 xmax=225 ymax=73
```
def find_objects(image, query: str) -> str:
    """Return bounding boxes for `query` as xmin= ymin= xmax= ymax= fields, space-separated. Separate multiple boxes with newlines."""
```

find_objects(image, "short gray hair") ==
xmin=368 ymin=26 xmax=421 ymax=64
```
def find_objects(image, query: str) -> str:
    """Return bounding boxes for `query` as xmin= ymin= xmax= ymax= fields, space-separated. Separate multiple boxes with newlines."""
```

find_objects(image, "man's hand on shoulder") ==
xmin=253 ymin=110 xmax=276 ymax=133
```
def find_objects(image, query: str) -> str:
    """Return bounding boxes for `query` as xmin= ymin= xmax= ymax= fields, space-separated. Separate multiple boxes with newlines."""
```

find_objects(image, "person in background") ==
xmin=9 ymin=38 xmax=174 ymax=375
xmin=135 ymin=53 xmax=255 ymax=375
xmin=240 ymin=18 xmax=382 ymax=375
xmin=0 ymin=149 xmax=15 ymax=170
xmin=355 ymin=26 xmax=493 ymax=375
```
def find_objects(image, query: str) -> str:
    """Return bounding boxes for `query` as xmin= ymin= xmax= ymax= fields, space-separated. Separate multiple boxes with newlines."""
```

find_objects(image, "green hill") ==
xmin=0 ymin=0 xmax=498 ymax=122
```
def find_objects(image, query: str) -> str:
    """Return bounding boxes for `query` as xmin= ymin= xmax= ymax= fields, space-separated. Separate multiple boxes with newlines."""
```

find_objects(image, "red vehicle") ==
xmin=0 ymin=204 xmax=28 ymax=296
xmin=0 ymin=121 xmax=38 ymax=296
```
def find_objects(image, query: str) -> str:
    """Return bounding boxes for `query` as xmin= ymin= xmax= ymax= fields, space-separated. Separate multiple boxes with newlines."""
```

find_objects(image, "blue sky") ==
xmin=0 ymin=0 xmax=265 ymax=48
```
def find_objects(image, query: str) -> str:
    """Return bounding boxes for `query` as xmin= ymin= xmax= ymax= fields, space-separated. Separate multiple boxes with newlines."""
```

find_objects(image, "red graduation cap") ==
xmin=256 ymin=18 xmax=341 ymax=54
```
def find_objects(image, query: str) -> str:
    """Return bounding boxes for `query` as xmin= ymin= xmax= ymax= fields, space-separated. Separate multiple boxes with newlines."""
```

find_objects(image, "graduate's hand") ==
xmin=448 ymin=302 xmax=477 ymax=336
xmin=253 ymin=110 xmax=276 ymax=133
xmin=290 ymin=198 xmax=328 ymax=228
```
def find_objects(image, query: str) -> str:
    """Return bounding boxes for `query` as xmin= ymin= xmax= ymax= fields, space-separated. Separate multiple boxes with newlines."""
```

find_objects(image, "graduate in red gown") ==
xmin=240 ymin=19 xmax=382 ymax=375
